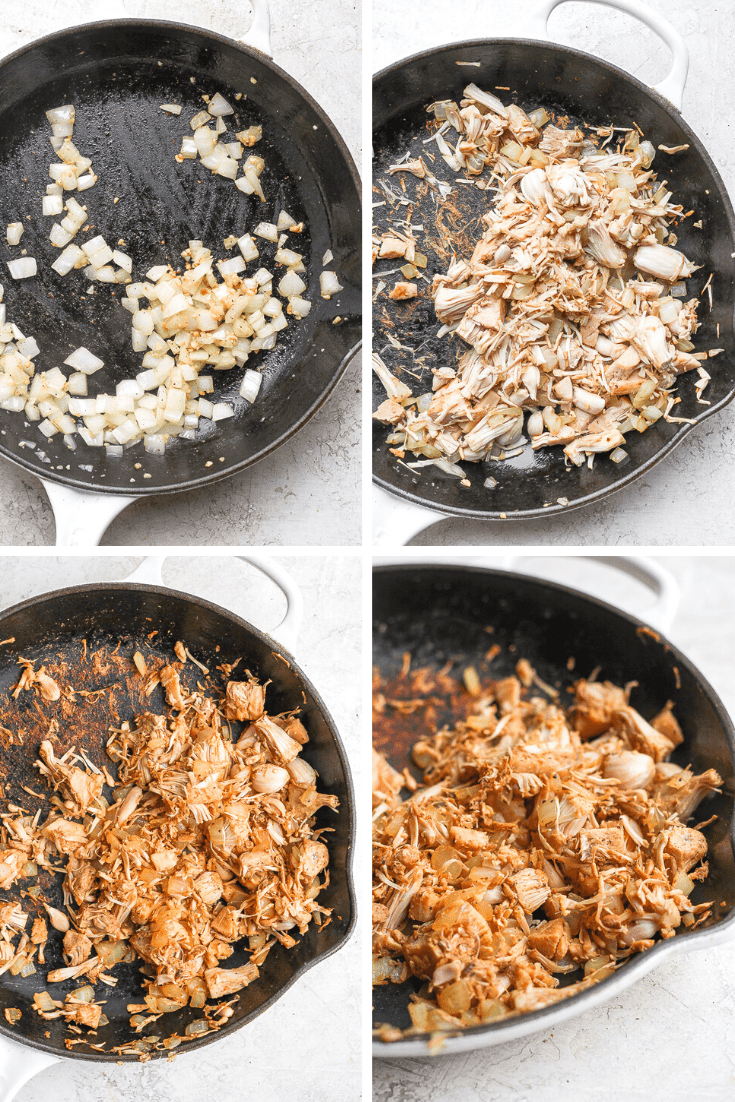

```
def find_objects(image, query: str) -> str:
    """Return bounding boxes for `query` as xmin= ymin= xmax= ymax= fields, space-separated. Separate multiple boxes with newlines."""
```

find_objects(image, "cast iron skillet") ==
xmin=0 ymin=15 xmax=360 ymax=502
xmin=0 ymin=574 xmax=355 ymax=1065
xmin=372 ymin=37 xmax=735 ymax=521
xmin=372 ymin=562 xmax=735 ymax=1056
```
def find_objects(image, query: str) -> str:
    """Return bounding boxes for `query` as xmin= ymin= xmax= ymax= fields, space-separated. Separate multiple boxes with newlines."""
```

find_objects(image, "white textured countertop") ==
xmin=0 ymin=0 xmax=361 ymax=547
xmin=0 ymin=554 xmax=362 ymax=1101
xmin=373 ymin=553 xmax=735 ymax=1101
xmin=373 ymin=0 xmax=735 ymax=547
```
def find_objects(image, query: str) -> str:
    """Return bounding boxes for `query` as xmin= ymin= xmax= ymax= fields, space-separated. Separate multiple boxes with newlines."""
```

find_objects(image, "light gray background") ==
xmin=373 ymin=0 xmax=735 ymax=546
xmin=0 ymin=554 xmax=362 ymax=1101
xmin=373 ymin=553 xmax=735 ymax=1101
xmin=0 ymin=0 xmax=361 ymax=547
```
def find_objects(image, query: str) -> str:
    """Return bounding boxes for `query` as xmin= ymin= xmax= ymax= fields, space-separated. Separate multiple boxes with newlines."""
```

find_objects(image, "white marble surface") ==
xmin=0 ymin=0 xmax=361 ymax=547
xmin=373 ymin=553 xmax=735 ymax=1101
xmin=0 ymin=554 xmax=363 ymax=1101
xmin=372 ymin=0 xmax=735 ymax=547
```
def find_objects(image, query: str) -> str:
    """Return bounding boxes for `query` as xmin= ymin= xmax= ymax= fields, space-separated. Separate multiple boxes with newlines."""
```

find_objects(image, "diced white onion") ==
xmin=113 ymin=250 xmax=132 ymax=273
xmin=208 ymin=92 xmax=233 ymax=117
xmin=6 ymin=223 xmax=23 ymax=245
xmin=8 ymin=258 xmax=36 ymax=280
xmin=254 ymin=222 xmax=278 ymax=242
xmin=46 ymin=105 xmax=75 ymax=127
xmin=320 ymin=271 xmax=343 ymax=298
xmin=239 ymin=369 xmax=262 ymax=403
xmin=64 ymin=346 xmax=104 ymax=374
xmin=277 ymin=210 xmax=298 ymax=231
xmin=49 ymin=224 xmax=72 ymax=247
xmin=159 ymin=104 xmax=182 ymax=115
xmin=218 ymin=257 xmax=245 ymax=276
xmin=238 ymin=234 xmax=259 ymax=262
xmin=17 ymin=336 xmax=40 ymax=359
xmin=211 ymin=402 xmax=234 ymax=420
xmin=51 ymin=243 xmax=84 ymax=276
xmin=290 ymin=296 xmax=311 ymax=319
xmin=180 ymin=136 xmax=197 ymax=159
xmin=278 ymin=270 xmax=306 ymax=298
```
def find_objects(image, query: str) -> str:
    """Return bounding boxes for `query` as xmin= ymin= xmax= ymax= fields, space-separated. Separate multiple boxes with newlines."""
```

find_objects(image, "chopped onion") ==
xmin=64 ymin=346 xmax=104 ymax=374
xmin=89 ymin=245 xmax=114 ymax=269
xmin=17 ymin=336 xmax=40 ymax=359
xmin=144 ymin=434 xmax=166 ymax=455
xmin=322 ymin=248 xmax=333 ymax=264
xmin=113 ymin=250 xmax=132 ymax=273
xmin=208 ymin=92 xmax=233 ymax=117
xmin=7 ymin=258 xmax=36 ymax=280
xmin=159 ymin=104 xmax=182 ymax=115
xmin=6 ymin=223 xmax=23 ymax=245
xmin=320 ymin=271 xmax=343 ymax=298
xmin=254 ymin=222 xmax=279 ymax=243
xmin=235 ymin=175 xmax=255 ymax=195
xmin=177 ymin=138 xmax=196 ymax=162
xmin=46 ymin=104 xmax=74 ymax=127
xmin=51 ymin=243 xmax=84 ymax=276
xmin=278 ymin=270 xmax=306 ymax=298
xmin=239 ymin=369 xmax=262 ymax=403
xmin=277 ymin=210 xmax=298 ymax=231
xmin=211 ymin=402 xmax=234 ymax=420
xmin=49 ymin=224 xmax=72 ymax=247
xmin=289 ymin=296 xmax=311 ymax=319
xmin=218 ymin=256 xmax=245 ymax=276
xmin=238 ymin=234 xmax=259 ymax=262
xmin=194 ymin=126 xmax=216 ymax=157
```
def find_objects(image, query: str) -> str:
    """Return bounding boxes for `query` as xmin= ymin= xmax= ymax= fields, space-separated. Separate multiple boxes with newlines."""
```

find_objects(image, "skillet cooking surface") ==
xmin=372 ymin=40 xmax=735 ymax=519
xmin=0 ymin=583 xmax=355 ymax=1061
xmin=372 ymin=564 xmax=735 ymax=1040
xmin=0 ymin=20 xmax=360 ymax=495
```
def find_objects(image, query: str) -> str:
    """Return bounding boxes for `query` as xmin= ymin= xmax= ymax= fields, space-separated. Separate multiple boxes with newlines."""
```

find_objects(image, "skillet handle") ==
xmin=372 ymin=485 xmax=449 ymax=547
xmin=0 ymin=1034 xmax=58 ymax=1102
xmin=40 ymin=480 xmax=139 ymax=547
xmin=237 ymin=0 xmax=273 ymax=58
xmin=86 ymin=0 xmax=273 ymax=58
xmin=123 ymin=554 xmax=303 ymax=653
xmin=529 ymin=0 xmax=689 ymax=110
xmin=504 ymin=554 xmax=680 ymax=634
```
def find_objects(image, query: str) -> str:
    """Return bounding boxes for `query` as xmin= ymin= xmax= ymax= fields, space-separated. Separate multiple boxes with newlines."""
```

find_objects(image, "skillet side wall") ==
xmin=372 ymin=565 xmax=735 ymax=1037
xmin=372 ymin=40 xmax=735 ymax=519
xmin=0 ymin=20 xmax=361 ymax=496
xmin=0 ymin=584 xmax=354 ymax=1061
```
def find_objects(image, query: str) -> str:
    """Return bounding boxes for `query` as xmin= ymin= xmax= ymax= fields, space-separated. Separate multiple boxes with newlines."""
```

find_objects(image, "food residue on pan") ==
xmin=0 ymin=643 xmax=337 ymax=1058
xmin=373 ymin=83 xmax=719 ymax=491
xmin=372 ymin=653 xmax=720 ymax=1041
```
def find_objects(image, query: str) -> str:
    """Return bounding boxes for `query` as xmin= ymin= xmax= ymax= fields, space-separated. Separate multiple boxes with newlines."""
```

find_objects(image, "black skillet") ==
xmin=0 ymin=5 xmax=360 ymax=543
xmin=372 ymin=7 xmax=735 ymax=531
xmin=0 ymin=559 xmax=355 ymax=1079
xmin=372 ymin=560 xmax=735 ymax=1056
